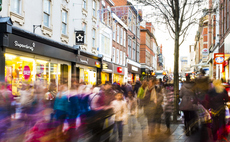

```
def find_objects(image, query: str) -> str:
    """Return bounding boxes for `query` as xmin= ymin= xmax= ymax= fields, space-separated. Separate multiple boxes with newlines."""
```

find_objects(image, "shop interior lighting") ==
xmin=36 ymin=59 xmax=48 ymax=64
xmin=20 ymin=57 xmax=35 ymax=61
xmin=5 ymin=54 xmax=16 ymax=59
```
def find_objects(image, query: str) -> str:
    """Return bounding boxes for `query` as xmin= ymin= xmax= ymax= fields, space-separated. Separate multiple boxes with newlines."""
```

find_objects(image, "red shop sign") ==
xmin=117 ymin=67 xmax=122 ymax=73
xmin=214 ymin=53 xmax=225 ymax=64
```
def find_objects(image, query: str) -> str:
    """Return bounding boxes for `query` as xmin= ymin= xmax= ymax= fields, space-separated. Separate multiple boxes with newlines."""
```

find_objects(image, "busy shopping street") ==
xmin=1 ymin=0 xmax=230 ymax=142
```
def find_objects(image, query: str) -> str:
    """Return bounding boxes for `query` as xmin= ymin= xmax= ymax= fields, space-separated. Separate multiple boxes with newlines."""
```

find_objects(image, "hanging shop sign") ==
xmin=132 ymin=66 xmax=138 ymax=72
xmin=201 ymin=48 xmax=209 ymax=56
xmin=75 ymin=31 xmax=85 ymax=45
xmin=214 ymin=53 xmax=225 ymax=64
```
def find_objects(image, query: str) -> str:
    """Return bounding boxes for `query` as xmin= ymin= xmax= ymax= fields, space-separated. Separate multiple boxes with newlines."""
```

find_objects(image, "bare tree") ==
xmin=134 ymin=0 xmax=206 ymax=121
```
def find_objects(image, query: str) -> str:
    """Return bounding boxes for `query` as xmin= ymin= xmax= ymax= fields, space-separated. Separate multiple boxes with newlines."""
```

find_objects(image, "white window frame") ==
xmin=123 ymin=52 xmax=126 ymax=66
xmin=43 ymin=0 xmax=51 ymax=28
xmin=124 ymin=31 xmax=126 ymax=47
xmin=137 ymin=44 xmax=140 ymax=62
xmin=92 ymin=29 xmax=96 ymax=48
xmin=11 ymin=0 xmax=21 ymax=14
xmin=128 ymin=10 xmax=132 ymax=30
xmin=117 ymin=25 xmax=120 ymax=43
xmin=92 ymin=0 xmax=96 ymax=18
xmin=82 ymin=22 xmax=87 ymax=44
xmin=120 ymin=50 xmax=122 ymax=65
xmin=113 ymin=21 xmax=116 ymax=40
xmin=133 ymin=15 xmax=136 ymax=35
xmin=133 ymin=40 xmax=136 ymax=60
xmin=102 ymin=5 xmax=105 ymax=23
xmin=120 ymin=28 xmax=123 ymax=45
xmin=113 ymin=47 xmax=115 ymax=62
xmin=116 ymin=49 xmax=119 ymax=64
xmin=83 ymin=0 xmax=87 ymax=10
xmin=107 ymin=7 xmax=110 ymax=26
xmin=128 ymin=37 xmax=132 ymax=58
xmin=62 ymin=10 xmax=68 ymax=35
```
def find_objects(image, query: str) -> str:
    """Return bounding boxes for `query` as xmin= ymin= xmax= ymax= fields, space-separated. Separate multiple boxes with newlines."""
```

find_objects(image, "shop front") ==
xmin=128 ymin=63 xmax=141 ymax=83
xmin=101 ymin=61 xmax=113 ymax=84
xmin=113 ymin=64 xmax=125 ymax=85
xmin=141 ymin=68 xmax=150 ymax=80
xmin=0 ymin=20 xmax=75 ymax=95
xmin=76 ymin=55 xmax=101 ymax=85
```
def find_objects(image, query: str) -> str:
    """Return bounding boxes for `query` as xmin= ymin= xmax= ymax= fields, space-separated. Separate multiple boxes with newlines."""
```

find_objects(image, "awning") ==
xmin=191 ymin=62 xmax=209 ymax=67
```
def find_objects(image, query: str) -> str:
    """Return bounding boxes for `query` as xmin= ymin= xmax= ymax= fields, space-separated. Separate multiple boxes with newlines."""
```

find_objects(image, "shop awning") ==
xmin=191 ymin=62 xmax=209 ymax=67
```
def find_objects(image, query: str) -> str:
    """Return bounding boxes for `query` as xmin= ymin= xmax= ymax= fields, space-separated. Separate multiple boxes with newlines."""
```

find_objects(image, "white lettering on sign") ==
xmin=23 ymin=70 xmax=31 ymax=75
xmin=80 ymin=58 xmax=88 ymax=64
xmin=132 ymin=66 xmax=138 ymax=72
xmin=14 ymin=41 xmax=35 ymax=51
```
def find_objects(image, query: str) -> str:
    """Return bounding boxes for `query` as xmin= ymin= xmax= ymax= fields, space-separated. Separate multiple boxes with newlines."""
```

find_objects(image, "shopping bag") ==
xmin=197 ymin=104 xmax=211 ymax=123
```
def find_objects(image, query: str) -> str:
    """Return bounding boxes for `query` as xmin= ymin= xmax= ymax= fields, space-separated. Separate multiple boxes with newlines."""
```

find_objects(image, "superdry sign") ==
xmin=214 ymin=53 xmax=225 ymax=64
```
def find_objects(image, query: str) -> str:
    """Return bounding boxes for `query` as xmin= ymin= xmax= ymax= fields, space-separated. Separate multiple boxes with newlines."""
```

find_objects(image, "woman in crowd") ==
xmin=205 ymin=79 xmax=229 ymax=141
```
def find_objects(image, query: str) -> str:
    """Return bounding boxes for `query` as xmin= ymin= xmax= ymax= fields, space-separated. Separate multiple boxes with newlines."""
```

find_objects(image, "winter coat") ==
xmin=194 ymin=76 xmax=210 ymax=104
xmin=164 ymin=86 xmax=174 ymax=113
xmin=126 ymin=97 xmax=138 ymax=116
xmin=53 ymin=91 xmax=69 ymax=112
xmin=154 ymin=86 xmax=164 ymax=117
xmin=143 ymin=86 xmax=156 ymax=118
xmin=205 ymin=88 xmax=229 ymax=112
xmin=179 ymin=82 xmax=197 ymax=111
xmin=111 ymin=100 xmax=128 ymax=123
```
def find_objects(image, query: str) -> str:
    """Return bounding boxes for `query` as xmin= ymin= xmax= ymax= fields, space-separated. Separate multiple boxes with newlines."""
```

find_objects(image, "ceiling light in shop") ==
xmin=36 ymin=60 xmax=48 ymax=64
xmin=5 ymin=54 xmax=16 ymax=59
xmin=20 ymin=57 xmax=35 ymax=61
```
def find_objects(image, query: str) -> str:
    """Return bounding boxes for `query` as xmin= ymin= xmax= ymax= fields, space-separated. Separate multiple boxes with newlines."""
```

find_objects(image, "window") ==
xmin=113 ymin=47 xmax=115 ymax=62
xmin=62 ymin=10 xmax=68 ymax=35
xmin=133 ymin=15 xmax=136 ymax=34
xmin=124 ymin=31 xmax=126 ymax=47
xmin=43 ymin=0 xmax=50 ymax=27
xmin=101 ymin=35 xmax=110 ymax=56
xmin=120 ymin=50 xmax=122 ymax=65
xmin=133 ymin=41 xmax=136 ymax=60
xmin=128 ymin=37 xmax=132 ymax=58
xmin=120 ymin=28 xmax=123 ymax=45
xmin=137 ymin=18 xmax=140 ymax=38
xmin=137 ymin=44 xmax=140 ymax=62
xmin=107 ymin=8 xmax=110 ymax=26
xmin=83 ymin=0 xmax=87 ymax=10
xmin=102 ymin=5 xmax=105 ymax=23
xmin=113 ymin=21 xmax=116 ymax=40
xmin=128 ymin=10 xmax=132 ymax=30
xmin=93 ymin=1 xmax=96 ymax=17
xmin=82 ymin=22 xmax=87 ymax=43
xmin=116 ymin=49 xmax=119 ymax=64
xmin=123 ymin=52 xmax=126 ymax=66
xmin=11 ymin=0 xmax=21 ymax=14
xmin=117 ymin=25 xmax=120 ymax=43
xmin=92 ymin=29 xmax=96 ymax=48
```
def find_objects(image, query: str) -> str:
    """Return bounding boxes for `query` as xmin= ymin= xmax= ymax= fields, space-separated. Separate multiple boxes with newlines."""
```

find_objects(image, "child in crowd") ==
xmin=126 ymin=91 xmax=138 ymax=136
xmin=111 ymin=92 xmax=127 ymax=142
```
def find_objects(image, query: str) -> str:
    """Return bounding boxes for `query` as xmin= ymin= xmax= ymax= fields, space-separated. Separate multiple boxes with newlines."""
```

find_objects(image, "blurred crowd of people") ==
xmin=0 ymin=77 xmax=176 ymax=142
xmin=179 ymin=69 xmax=230 ymax=141
xmin=1 ymin=70 xmax=229 ymax=142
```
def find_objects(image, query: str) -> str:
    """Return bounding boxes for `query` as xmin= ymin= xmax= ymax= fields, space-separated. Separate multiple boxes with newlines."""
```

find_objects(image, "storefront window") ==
xmin=113 ymin=74 xmax=124 ymax=85
xmin=79 ymin=67 xmax=97 ymax=85
xmin=5 ymin=54 xmax=71 ymax=95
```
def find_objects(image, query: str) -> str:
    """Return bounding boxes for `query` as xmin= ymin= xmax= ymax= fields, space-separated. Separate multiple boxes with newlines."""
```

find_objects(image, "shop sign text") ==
xmin=23 ymin=65 xmax=31 ymax=80
xmin=132 ymin=66 xmax=138 ymax=72
xmin=14 ymin=41 xmax=35 ymax=51
xmin=80 ymin=58 xmax=88 ymax=64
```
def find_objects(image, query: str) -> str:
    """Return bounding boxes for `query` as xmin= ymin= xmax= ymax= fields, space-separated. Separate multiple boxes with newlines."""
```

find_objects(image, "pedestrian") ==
xmin=53 ymin=84 xmax=69 ymax=141
xmin=111 ymin=92 xmax=128 ymax=142
xmin=142 ymin=78 xmax=157 ymax=135
xmin=154 ymin=79 xmax=164 ymax=132
xmin=133 ymin=81 xmax=141 ymax=96
xmin=163 ymin=85 xmax=174 ymax=134
xmin=205 ymin=79 xmax=229 ymax=141
xmin=179 ymin=75 xmax=198 ymax=135
xmin=126 ymin=91 xmax=138 ymax=136
xmin=137 ymin=79 xmax=148 ymax=107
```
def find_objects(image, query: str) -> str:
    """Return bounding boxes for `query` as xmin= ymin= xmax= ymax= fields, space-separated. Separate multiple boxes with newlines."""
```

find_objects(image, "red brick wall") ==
xmin=112 ymin=0 xmax=127 ymax=6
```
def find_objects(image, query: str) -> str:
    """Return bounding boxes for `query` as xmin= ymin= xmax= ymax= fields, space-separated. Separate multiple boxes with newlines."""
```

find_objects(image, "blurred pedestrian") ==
xmin=111 ymin=92 xmax=128 ymax=142
xmin=133 ymin=81 xmax=141 ymax=96
xmin=163 ymin=85 xmax=174 ymax=134
xmin=142 ymin=78 xmax=157 ymax=135
xmin=179 ymin=75 xmax=198 ymax=135
xmin=126 ymin=91 xmax=138 ymax=136
xmin=205 ymin=79 xmax=229 ymax=141
xmin=137 ymin=79 xmax=148 ymax=107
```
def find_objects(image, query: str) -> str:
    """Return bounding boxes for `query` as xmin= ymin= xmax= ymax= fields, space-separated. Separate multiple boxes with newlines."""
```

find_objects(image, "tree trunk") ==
xmin=173 ymin=31 xmax=180 ymax=122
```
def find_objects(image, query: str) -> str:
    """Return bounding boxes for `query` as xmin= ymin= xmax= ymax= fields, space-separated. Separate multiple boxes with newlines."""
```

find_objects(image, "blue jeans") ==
xmin=114 ymin=121 xmax=123 ymax=141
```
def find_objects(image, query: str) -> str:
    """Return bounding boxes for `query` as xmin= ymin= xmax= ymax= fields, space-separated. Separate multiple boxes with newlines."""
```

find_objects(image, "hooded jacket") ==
xmin=179 ymin=82 xmax=197 ymax=111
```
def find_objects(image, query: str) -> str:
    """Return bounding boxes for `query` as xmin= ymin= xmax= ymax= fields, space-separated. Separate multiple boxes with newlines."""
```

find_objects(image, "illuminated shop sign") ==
xmin=117 ymin=67 xmax=122 ymax=73
xmin=214 ymin=53 xmax=224 ymax=64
